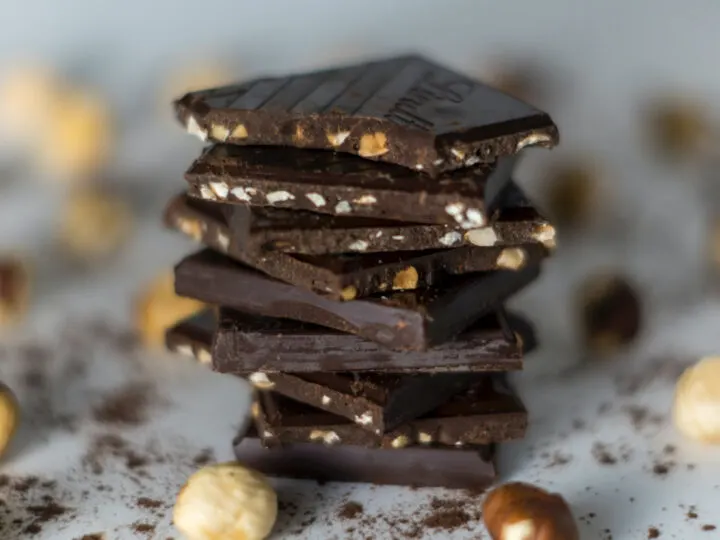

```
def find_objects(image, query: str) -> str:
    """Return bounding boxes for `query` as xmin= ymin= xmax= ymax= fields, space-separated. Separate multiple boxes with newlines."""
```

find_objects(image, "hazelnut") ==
xmin=0 ymin=383 xmax=19 ymax=459
xmin=544 ymin=164 xmax=597 ymax=228
xmin=358 ymin=132 xmax=388 ymax=158
xmin=392 ymin=266 xmax=419 ymax=290
xmin=176 ymin=218 xmax=204 ymax=243
xmin=466 ymin=227 xmax=498 ymax=247
xmin=163 ymin=62 xmax=234 ymax=105
xmin=673 ymin=356 xmax=720 ymax=444
xmin=482 ymin=482 xmax=579 ymax=540
xmin=577 ymin=273 xmax=641 ymax=354
xmin=0 ymin=257 xmax=31 ymax=327
xmin=532 ymin=223 xmax=557 ymax=250
xmin=0 ymin=64 xmax=59 ymax=142
xmin=134 ymin=271 xmax=207 ymax=348
xmin=340 ymin=286 xmax=357 ymax=301
xmin=231 ymin=124 xmax=249 ymax=139
xmin=173 ymin=461 xmax=277 ymax=540
xmin=41 ymin=89 xmax=113 ymax=181
xmin=210 ymin=124 xmax=230 ymax=142
xmin=645 ymin=96 xmax=708 ymax=160
xmin=57 ymin=187 xmax=133 ymax=261
xmin=496 ymin=248 xmax=527 ymax=270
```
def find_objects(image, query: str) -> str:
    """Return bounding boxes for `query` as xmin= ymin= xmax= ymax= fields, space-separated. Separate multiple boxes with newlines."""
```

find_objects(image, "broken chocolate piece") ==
xmin=174 ymin=249 xmax=541 ymax=350
xmin=175 ymin=54 xmax=558 ymax=176
xmin=234 ymin=430 xmax=496 ymax=489
xmin=185 ymin=145 xmax=518 ymax=227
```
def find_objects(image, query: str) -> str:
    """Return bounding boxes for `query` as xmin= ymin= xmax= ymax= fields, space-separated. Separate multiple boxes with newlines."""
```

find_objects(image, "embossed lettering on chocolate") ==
xmin=174 ymin=55 xmax=558 ymax=176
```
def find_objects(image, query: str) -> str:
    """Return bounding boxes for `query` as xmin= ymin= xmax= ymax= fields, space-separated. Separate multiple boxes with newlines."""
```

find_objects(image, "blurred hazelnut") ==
xmin=134 ymin=271 xmax=207 ymax=349
xmin=0 ymin=257 xmax=30 ymax=327
xmin=173 ymin=461 xmax=277 ymax=540
xmin=482 ymin=482 xmax=579 ymax=540
xmin=57 ymin=188 xmax=132 ymax=261
xmin=40 ymin=90 xmax=113 ymax=181
xmin=544 ymin=164 xmax=597 ymax=228
xmin=0 ymin=382 xmax=19 ymax=459
xmin=163 ymin=63 xmax=234 ymax=106
xmin=577 ymin=273 xmax=642 ymax=355
xmin=645 ymin=96 xmax=709 ymax=160
xmin=0 ymin=64 xmax=60 ymax=141
xmin=673 ymin=356 xmax=720 ymax=444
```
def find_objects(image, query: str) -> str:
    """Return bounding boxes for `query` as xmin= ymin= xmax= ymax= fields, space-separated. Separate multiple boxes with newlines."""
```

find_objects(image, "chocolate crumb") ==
xmin=592 ymin=443 xmax=617 ymax=465
xmin=422 ymin=498 xmax=472 ymax=530
xmin=338 ymin=501 xmax=363 ymax=519
xmin=653 ymin=462 xmax=675 ymax=476
xmin=78 ymin=535 xmax=105 ymax=540
xmin=136 ymin=497 xmax=163 ymax=509
xmin=132 ymin=522 xmax=156 ymax=536
xmin=648 ymin=526 xmax=660 ymax=538
xmin=93 ymin=382 xmax=154 ymax=425
xmin=702 ymin=525 xmax=717 ymax=531
xmin=193 ymin=448 xmax=214 ymax=466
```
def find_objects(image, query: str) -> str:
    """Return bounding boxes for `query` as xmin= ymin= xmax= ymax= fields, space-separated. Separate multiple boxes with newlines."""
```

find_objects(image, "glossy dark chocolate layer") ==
xmin=175 ymin=54 xmax=558 ymax=176
xmin=174 ymin=249 xmax=541 ymax=350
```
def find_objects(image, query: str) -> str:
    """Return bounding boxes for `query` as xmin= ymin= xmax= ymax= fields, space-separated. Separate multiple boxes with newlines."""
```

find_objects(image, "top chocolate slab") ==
xmin=185 ymin=144 xmax=517 ymax=227
xmin=175 ymin=55 xmax=558 ymax=176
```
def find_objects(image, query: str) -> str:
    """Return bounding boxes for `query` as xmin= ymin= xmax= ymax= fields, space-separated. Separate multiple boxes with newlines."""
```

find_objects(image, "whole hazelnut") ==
xmin=673 ymin=356 xmax=720 ymax=444
xmin=173 ymin=461 xmax=277 ymax=540
xmin=482 ymin=482 xmax=579 ymax=540
xmin=134 ymin=271 xmax=207 ymax=348
xmin=0 ymin=382 xmax=19 ymax=459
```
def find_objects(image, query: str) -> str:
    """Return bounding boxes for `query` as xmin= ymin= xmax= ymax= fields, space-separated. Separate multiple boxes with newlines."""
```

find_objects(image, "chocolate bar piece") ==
xmin=174 ymin=249 xmax=540 ymax=350
xmin=251 ymin=377 xmax=526 ymax=447
xmin=234 ymin=431 xmax=496 ymax=489
xmin=185 ymin=145 xmax=515 ymax=228
xmin=175 ymin=54 xmax=558 ymax=176
xmin=246 ymin=371 xmax=486 ymax=434
xmin=166 ymin=193 xmax=546 ymax=299
xmin=165 ymin=308 xmax=527 ymax=373
xmin=177 ymin=179 xmax=550 ymax=255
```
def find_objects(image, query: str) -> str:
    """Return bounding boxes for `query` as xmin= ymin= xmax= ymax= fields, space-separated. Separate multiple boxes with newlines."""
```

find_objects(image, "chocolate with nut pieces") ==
xmin=175 ymin=54 xmax=558 ymax=176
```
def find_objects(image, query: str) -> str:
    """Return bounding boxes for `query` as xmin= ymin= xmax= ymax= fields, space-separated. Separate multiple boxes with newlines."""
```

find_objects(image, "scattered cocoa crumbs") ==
xmin=663 ymin=444 xmax=676 ymax=455
xmin=547 ymin=451 xmax=572 ymax=467
xmin=422 ymin=498 xmax=472 ymax=531
xmin=592 ymin=442 xmax=617 ymax=465
xmin=136 ymin=497 xmax=163 ymax=509
xmin=648 ymin=526 xmax=660 ymax=538
xmin=193 ymin=448 xmax=215 ymax=466
xmin=92 ymin=382 xmax=154 ymax=425
xmin=78 ymin=534 xmax=105 ymax=540
xmin=132 ymin=522 xmax=156 ymax=537
xmin=653 ymin=462 xmax=675 ymax=476
xmin=624 ymin=405 xmax=665 ymax=431
xmin=703 ymin=525 xmax=717 ymax=531
xmin=338 ymin=501 xmax=363 ymax=519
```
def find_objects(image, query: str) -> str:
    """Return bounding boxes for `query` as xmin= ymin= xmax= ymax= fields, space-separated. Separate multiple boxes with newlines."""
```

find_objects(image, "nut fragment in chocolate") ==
xmin=0 ymin=257 xmax=30 ymax=326
xmin=578 ymin=273 xmax=642 ymax=354
xmin=0 ymin=382 xmax=19 ymax=458
xmin=644 ymin=96 xmax=709 ymax=160
xmin=392 ymin=266 xmax=419 ymax=290
xmin=482 ymin=482 xmax=579 ymax=540
xmin=673 ymin=356 xmax=720 ymax=444
xmin=544 ymin=163 xmax=597 ymax=228
xmin=173 ymin=461 xmax=277 ymax=540
xmin=57 ymin=188 xmax=133 ymax=261
xmin=134 ymin=271 xmax=207 ymax=348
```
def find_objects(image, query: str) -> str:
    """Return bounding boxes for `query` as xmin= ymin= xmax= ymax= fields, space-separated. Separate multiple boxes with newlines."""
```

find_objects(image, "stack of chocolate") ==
xmin=163 ymin=55 xmax=558 ymax=490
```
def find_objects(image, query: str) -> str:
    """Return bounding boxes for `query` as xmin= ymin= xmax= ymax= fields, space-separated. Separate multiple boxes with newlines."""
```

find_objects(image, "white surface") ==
xmin=1 ymin=230 xmax=720 ymax=539
xmin=0 ymin=1 xmax=720 ymax=537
